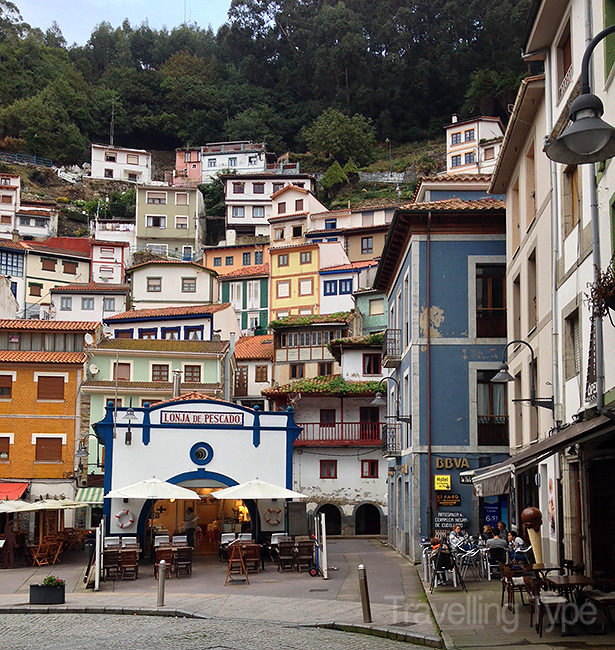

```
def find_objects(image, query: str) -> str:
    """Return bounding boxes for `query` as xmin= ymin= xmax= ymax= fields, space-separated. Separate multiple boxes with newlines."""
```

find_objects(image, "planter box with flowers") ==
xmin=29 ymin=575 xmax=65 ymax=604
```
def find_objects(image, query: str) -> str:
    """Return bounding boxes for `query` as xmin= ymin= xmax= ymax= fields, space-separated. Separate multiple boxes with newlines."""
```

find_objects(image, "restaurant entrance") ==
xmin=151 ymin=488 xmax=252 ymax=555
xmin=587 ymin=455 xmax=615 ymax=576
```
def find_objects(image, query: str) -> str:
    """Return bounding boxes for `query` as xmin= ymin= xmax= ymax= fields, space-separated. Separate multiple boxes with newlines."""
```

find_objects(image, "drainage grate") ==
xmin=309 ymin=588 xmax=330 ymax=592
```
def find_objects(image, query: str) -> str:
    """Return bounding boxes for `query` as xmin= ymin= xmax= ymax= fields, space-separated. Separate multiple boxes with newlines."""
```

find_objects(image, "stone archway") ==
xmin=355 ymin=503 xmax=381 ymax=535
xmin=315 ymin=504 xmax=342 ymax=535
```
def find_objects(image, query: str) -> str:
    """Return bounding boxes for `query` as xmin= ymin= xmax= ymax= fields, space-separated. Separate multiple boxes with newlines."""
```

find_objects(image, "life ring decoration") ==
xmin=115 ymin=509 xmax=135 ymax=530
xmin=264 ymin=507 xmax=282 ymax=526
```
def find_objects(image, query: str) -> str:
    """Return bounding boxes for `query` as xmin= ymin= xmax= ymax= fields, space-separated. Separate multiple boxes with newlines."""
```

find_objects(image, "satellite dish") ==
xmin=89 ymin=364 xmax=99 ymax=375
xmin=84 ymin=333 xmax=94 ymax=345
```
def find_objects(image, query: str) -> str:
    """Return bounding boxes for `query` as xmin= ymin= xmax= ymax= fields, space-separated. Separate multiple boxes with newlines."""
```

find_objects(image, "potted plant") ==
xmin=29 ymin=575 xmax=65 ymax=604
xmin=587 ymin=263 xmax=615 ymax=318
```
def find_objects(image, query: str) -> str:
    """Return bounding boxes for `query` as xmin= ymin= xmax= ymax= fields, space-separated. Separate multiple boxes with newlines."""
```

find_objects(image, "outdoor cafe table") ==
xmin=546 ymin=574 xmax=597 ymax=602
xmin=526 ymin=563 xmax=562 ymax=580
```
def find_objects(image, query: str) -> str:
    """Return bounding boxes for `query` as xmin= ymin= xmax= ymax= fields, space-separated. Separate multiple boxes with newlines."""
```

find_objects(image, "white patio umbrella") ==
xmin=104 ymin=477 xmax=198 ymax=500
xmin=212 ymin=479 xmax=307 ymax=501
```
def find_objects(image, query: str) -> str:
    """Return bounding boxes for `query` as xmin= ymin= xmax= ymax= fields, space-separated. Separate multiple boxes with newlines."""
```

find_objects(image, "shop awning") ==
xmin=471 ymin=413 xmax=615 ymax=496
xmin=0 ymin=482 xmax=28 ymax=500
xmin=75 ymin=487 xmax=104 ymax=505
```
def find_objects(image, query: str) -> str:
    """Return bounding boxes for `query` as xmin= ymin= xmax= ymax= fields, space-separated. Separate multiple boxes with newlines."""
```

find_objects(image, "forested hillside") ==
xmin=0 ymin=0 xmax=530 ymax=164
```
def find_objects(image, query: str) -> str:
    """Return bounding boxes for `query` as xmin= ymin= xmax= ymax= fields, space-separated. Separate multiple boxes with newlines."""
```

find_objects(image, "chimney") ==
xmin=172 ymin=369 xmax=182 ymax=398
xmin=451 ymin=114 xmax=458 ymax=123
xmin=11 ymin=229 xmax=19 ymax=242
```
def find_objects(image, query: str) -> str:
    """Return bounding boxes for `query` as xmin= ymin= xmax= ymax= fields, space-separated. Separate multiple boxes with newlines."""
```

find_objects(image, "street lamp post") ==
xmin=491 ymin=339 xmax=555 ymax=413
xmin=370 ymin=376 xmax=412 ymax=424
xmin=545 ymin=25 xmax=615 ymax=164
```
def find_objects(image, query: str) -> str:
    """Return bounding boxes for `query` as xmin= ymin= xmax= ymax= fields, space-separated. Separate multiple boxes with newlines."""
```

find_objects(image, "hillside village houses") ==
xmin=6 ymin=0 xmax=615 ymax=577
xmin=90 ymin=144 xmax=152 ymax=184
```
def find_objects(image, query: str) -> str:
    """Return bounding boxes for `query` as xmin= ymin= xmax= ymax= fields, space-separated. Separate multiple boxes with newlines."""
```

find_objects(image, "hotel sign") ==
xmin=161 ymin=411 xmax=244 ymax=426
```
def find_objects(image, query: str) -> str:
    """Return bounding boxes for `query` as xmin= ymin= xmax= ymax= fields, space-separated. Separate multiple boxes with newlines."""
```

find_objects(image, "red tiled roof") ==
xmin=126 ymin=260 xmax=209 ymax=272
xmin=234 ymin=335 xmax=274 ymax=360
xmin=42 ymin=237 xmax=91 ymax=255
xmin=411 ymin=174 xmax=493 ymax=202
xmin=50 ymin=283 xmax=130 ymax=293
xmin=310 ymin=209 xmax=352 ymax=218
xmin=94 ymin=339 xmax=228 ymax=353
xmin=320 ymin=260 xmax=379 ymax=272
xmin=0 ymin=351 xmax=86 ymax=363
xmin=268 ymin=211 xmax=309 ymax=222
xmin=93 ymin=239 xmax=130 ymax=247
xmin=105 ymin=304 xmax=231 ymax=321
xmin=0 ymin=240 xmax=26 ymax=250
xmin=155 ymin=391 xmax=226 ymax=405
xmin=0 ymin=320 xmax=99 ymax=331
xmin=17 ymin=209 xmax=53 ymax=217
xmin=270 ymin=185 xmax=310 ymax=199
xmin=218 ymin=264 xmax=269 ymax=279
xmin=24 ymin=242 xmax=90 ymax=258
xmin=399 ymin=198 xmax=504 ymax=211
xmin=306 ymin=223 xmax=390 ymax=236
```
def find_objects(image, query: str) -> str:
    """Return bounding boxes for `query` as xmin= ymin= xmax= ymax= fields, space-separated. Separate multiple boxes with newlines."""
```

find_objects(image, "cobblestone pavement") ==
xmin=0 ymin=614 xmax=426 ymax=650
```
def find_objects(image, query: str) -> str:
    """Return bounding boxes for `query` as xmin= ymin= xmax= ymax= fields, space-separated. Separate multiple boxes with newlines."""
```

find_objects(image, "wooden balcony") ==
xmin=294 ymin=422 xmax=384 ymax=446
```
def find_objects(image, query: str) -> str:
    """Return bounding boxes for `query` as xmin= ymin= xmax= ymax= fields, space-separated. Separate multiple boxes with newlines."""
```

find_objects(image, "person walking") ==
xmin=183 ymin=507 xmax=198 ymax=549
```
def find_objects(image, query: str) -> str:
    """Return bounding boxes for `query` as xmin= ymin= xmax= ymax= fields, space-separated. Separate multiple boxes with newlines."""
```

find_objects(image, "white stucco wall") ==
xmin=129 ymin=264 xmax=215 ymax=308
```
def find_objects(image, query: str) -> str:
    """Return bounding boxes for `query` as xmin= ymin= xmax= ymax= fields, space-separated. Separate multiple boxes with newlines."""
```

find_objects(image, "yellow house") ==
xmin=0 ymin=320 xmax=100 ymax=501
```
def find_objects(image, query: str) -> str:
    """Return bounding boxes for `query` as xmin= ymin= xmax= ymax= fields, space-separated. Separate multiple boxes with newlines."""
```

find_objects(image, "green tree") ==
xmin=302 ymin=108 xmax=376 ymax=166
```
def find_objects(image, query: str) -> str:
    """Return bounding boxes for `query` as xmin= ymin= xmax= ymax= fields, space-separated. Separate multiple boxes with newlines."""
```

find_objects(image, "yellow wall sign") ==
xmin=434 ymin=474 xmax=451 ymax=491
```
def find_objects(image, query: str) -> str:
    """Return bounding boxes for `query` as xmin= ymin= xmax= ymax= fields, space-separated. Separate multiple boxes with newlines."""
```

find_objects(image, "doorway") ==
xmin=355 ymin=503 xmax=381 ymax=535
xmin=316 ymin=504 xmax=341 ymax=535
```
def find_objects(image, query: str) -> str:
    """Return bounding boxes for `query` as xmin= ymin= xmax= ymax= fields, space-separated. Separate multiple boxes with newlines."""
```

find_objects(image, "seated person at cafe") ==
xmin=448 ymin=524 xmax=469 ymax=551
xmin=507 ymin=530 xmax=527 ymax=561
xmin=486 ymin=529 xmax=508 ymax=551
xmin=479 ymin=525 xmax=494 ymax=541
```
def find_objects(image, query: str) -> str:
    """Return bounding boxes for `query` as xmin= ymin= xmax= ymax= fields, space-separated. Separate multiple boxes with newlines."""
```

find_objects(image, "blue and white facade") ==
xmin=96 ymin=395 xmax=301 ymax=541
xmin=374 ymin=199 xmax=510 ymax=561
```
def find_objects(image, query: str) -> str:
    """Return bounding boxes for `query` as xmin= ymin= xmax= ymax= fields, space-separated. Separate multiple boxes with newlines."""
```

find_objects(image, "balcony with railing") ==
xmin=382 ymin=423 xmax=402 ymax=457
xmin=294 ymin=422 xmax=384 ymax=447
xmin=382 ymin=328 xmax=401 ymax=367
xmin=477 ymin=415 xmax=509 ymax=446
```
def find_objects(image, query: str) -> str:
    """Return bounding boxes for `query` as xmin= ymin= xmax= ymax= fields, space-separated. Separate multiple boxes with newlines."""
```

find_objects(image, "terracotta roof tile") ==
xmin=320 ymin=260 xmax=379 ymax=272
xmin=234 ymin=335 xmax=274 ymax=360
xmin=270 ymin=185 xmax=310 ymax=199
xmin=310 ymin=209 xmax=352 ymax=218
xmin=155 ymin=391 xmax=226 ymax=405
xmin=306 ymin=223 xmax=390 ymax=236
xmin=399 ymin=198 xmax=504 ymax=211
xmin=0 ymin=351 xmax=86 ymax=363
xmin=218 ymin=264 xmax=269 ymax=279
xmin=0 ymin=240 xmax=26 ymax=250
xmin=51 ymin=283 xmax=130 ymax=294
xmin=94 ymin=339 xmax=227 ymax=353
xmin=41 ymin=237 xmax=91 ymax=255
xmin=24 ymin=242 xmax=91 ymax=258
xmin=126 ymin=260 xmax=211 ymax=273
xmin=268 ymin=211 xmax=309 ymax=222
xmin=0 ymin=320 xmax=99 ymax=331
xmin=105 ymin=304 xmax=231 ymax=321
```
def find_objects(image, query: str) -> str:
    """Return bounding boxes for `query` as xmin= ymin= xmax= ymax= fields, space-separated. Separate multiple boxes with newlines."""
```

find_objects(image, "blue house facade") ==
xmin=374 ymin=198 xmax=510 ymax=561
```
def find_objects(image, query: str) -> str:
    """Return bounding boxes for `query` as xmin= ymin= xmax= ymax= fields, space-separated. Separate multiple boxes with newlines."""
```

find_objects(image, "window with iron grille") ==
xmin=152 ymin=364 xmax=170 ymax=382
xmin=320 ymin=459 xmax=337 ymax=479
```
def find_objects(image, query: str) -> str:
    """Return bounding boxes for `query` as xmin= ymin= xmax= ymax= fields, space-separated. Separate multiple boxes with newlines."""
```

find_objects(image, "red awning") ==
xmin=0 ymin=482 xmax=28 ymax=500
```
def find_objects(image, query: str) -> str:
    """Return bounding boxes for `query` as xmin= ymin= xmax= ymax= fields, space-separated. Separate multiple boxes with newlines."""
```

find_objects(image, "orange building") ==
xmin=0 ymin=320 xmax=100 ymax=502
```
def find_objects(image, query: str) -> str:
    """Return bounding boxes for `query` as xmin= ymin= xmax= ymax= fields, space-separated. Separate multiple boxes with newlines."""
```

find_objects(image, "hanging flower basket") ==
xmin=587 ymin=264 xmax=615 ymax=318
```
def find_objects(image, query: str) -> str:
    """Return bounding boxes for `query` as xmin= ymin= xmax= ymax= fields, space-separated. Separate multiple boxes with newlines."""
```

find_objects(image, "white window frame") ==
xmin=175 ymin=215 xmax=189 ymax=229
xmin=146 ymin=215 xmax=166 ymax=228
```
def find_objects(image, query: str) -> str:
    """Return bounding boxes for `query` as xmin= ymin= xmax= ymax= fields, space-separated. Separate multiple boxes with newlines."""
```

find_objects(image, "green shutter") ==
xmin=241 ymin=311 xmax=248 ymax=329
xmin=259 ymin=310 xmax=268 ymax=329
xmin=221 ymin=282 xmax=229 ymax=303
xmin=242 ymin=280 xmax=247 ymax=310
xmin=260 ymin=278 xmax=268 ymax=308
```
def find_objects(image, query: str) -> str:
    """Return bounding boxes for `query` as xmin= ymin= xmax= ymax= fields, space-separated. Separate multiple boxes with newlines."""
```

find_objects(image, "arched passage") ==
xmin=316 ymin=504 xmax=342 ymax=535
xmin=355 ymin=503 xmax=381 ymax=535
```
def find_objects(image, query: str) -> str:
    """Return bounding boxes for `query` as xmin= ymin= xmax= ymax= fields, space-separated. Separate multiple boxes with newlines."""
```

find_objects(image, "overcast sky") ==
xmin=16 ymin=0 xmax=233 ymax=46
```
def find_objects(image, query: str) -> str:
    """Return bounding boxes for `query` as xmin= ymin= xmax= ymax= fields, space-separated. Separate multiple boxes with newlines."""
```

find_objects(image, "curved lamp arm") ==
xmin=491 ymin=339 xmax=554 ymax=412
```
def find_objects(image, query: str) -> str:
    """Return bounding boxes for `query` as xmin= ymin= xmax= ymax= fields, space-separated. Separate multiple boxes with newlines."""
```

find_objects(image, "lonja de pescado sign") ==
xmin=160 ymin=411 xmax=245 ymax=425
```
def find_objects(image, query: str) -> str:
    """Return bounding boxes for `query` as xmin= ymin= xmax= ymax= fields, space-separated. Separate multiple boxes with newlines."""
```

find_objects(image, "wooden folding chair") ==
xmin=30 ymin=543 xmax=50 ymax=567
xmin=120 ymin=549 xmax=139 ymax=580
xmin=154 ymin=547 xmax=174 ymax=579
xmin=174 ymin=546 xmax=192 ymax=578
xmin=277 ymin=541 xmax=295 ymax=572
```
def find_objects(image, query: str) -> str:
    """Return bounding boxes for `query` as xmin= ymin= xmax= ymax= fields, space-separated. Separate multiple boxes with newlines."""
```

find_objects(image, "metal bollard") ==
xmin=358 ymin=563 xmax=372 ymax=623
xmin=157 ymin=559 xmax=166 ymax=607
